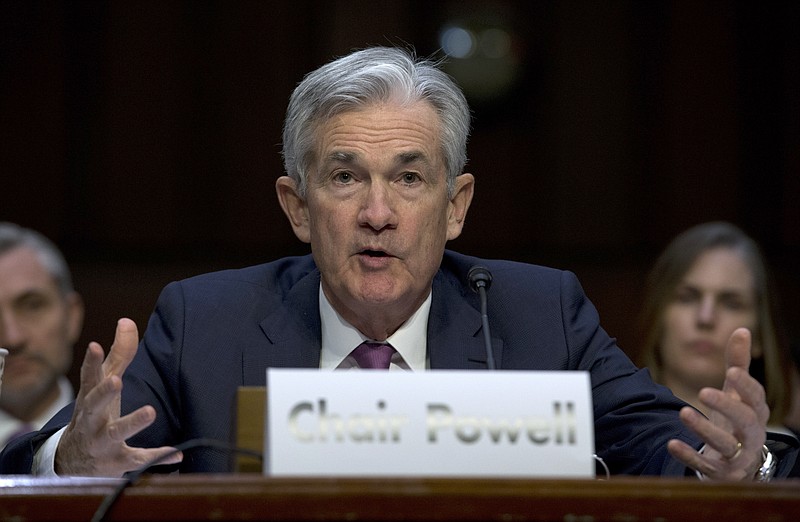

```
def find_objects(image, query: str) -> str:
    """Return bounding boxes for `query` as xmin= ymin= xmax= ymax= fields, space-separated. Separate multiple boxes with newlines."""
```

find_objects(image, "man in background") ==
xmin=0 ymin=223 xmax=84 ymax=449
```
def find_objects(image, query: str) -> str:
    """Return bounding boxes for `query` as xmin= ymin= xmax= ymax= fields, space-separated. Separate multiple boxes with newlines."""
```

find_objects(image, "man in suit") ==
xmin=0 ymin=47 xmax=790 ymax=480
xmin=0 ymin=223 xmax=83 ymax=451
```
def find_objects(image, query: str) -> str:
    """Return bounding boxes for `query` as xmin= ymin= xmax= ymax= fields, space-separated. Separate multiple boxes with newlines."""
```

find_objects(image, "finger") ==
xmin=88 ymin=446 xmax=184 ymax=477
xmin=700 ymin=372 xmax=768 ymax=428
xmin=82 ymin=374 xmax=124 ymax=413
xmin=695 ymin=388 xmax=766 ymax=458
xmin=673 ymin=406 xmax=759 ymax=482
xmin=71 ymin=374 xmax=124 ymax=434
xmin=667 ymin=438 xmax=732 ymax=478
xmin=703 ymin=373 xmax=770 ymax=439
xmin=678 ymin=406 xmax=740 ymax=457
xmin=720 ymin=367 xmax=770 ymax=424
xmin=667 ymin=438 xmax=712 ymax=474
xmin=667 ymin=439 xmax=749 ymax=481
xmin=76 ymin=342 xmax=107 ymax=403
xmin=103 ymin=318 xmax=140 ymax=377
xmin=126 ymin=446 xmax=185 ymax=470
xmin=107 ymin=406 xmax=157 ymax=442
xmin=725 ymin=327 xmax=751 ymax=374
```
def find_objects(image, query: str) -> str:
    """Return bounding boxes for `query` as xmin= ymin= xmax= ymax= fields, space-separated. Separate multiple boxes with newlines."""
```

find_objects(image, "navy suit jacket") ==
xmin=3 ymin=250 xmax=795 ymax=476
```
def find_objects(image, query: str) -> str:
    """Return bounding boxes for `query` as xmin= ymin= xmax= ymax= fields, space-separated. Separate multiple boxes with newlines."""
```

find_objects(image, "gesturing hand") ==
xmin=55 ymin=318 xmax=183 ymax=477
xmin=667 ymin=327 xmax=770 ymax=480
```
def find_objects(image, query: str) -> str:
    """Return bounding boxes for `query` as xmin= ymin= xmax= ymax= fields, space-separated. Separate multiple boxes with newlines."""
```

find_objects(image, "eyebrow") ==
xmin=326 ymin=151 xmax=356 ymax=164
xmin=324 ymin=150 xmax=431 ymax=167
xmin=678 ymin=282 xmax=753 ymax=298
xmin=717 ymin=289 xmax=753 ymax=300
xmin=12 ymin=288 xmax=52 ymax=304
xmin=396 ymin=150 xmax=429 ymax=166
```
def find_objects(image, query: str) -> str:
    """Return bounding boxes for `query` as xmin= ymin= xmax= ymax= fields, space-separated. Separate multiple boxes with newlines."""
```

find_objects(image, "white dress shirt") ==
xmin=0 ymin=377 xmax=73 ymax=451
xmin=318 ymin=283 xmax=430 ymax=371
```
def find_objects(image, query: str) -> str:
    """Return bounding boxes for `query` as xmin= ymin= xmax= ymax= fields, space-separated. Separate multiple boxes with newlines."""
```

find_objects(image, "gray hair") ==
xmin=0 ymin=222 xmax=74 ymax=295
xmin=281 ymin=46 xmax=471 ymax=198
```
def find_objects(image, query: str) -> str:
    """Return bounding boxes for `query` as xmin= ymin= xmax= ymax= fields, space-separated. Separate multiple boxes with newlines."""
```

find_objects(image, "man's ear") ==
xmin=446 ymin=173 xmax=475 ymax=241
xmin=276 ymin=176 xmax=311 ymax=244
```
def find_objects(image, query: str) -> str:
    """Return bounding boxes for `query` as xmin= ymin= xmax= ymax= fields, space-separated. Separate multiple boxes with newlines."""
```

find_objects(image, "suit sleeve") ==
xmin=557 ymin=270 xmax=700 ymax=475
xmin=0 ymin=423 xmax=68 ymax=474
xmin=121 ymin=281 xmax=186 ymax=450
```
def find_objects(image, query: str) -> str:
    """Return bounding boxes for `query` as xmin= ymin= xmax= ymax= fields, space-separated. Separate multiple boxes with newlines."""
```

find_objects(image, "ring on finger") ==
xmin=725 ymin=441 xmax=743 ymax=460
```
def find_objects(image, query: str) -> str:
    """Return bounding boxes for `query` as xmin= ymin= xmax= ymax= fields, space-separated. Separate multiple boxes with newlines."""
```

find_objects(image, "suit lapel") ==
xmin=243 ymin=268 xmax=322 ymax=384
xmin=428 ymin=271 xmax=504 ymax=369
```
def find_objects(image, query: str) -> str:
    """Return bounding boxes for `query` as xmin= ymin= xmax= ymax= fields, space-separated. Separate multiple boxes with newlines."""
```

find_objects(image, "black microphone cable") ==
xmin=91 ymin=438 xmax=263 ymax=522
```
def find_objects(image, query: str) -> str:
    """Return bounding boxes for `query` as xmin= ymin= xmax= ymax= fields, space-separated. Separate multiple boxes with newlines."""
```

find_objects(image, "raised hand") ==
xmin=55 ymin=318 xmax=182 ymax=477
xmin=667 ymin=327 xmax=769 ymax=480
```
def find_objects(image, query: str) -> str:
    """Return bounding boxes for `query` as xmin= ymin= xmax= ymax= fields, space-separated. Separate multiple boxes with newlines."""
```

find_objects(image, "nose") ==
xmin=358 ymin=181 xmax=397 ymax=231
xmin=695 ymin=296 xmax=716 ymax=329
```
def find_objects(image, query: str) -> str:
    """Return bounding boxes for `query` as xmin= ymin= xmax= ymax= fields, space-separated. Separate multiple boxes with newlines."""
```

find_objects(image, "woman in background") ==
xmin=637 ymin=221 xmax=796 ymax=434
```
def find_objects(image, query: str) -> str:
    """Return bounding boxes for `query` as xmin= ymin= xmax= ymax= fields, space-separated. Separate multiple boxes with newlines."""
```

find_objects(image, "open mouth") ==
xmin=361 ymin=249 xmax=389 ymax=257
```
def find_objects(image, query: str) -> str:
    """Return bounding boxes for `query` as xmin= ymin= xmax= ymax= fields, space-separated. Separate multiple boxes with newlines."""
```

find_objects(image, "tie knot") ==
xmin=351 ymin=342 xmax=396 ymax=369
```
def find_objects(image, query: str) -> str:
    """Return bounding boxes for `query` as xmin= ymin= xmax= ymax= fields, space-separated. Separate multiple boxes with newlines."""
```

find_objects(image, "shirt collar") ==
xmin=318 ymin=283 xmax=430 ymax=371
xmin=0 ymin=377 xmax=74 ymax=440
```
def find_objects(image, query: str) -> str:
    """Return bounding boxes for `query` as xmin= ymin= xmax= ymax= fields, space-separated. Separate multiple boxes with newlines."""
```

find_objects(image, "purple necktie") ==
xmin=351 ymin=342 xmax=396 ymax=369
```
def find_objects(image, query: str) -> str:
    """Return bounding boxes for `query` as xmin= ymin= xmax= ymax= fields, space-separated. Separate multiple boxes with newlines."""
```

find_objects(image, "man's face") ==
xmin=277 ymin=102 xmax=473 ymax=338
xmin=0 ymin=246 xmax=83 ymax=415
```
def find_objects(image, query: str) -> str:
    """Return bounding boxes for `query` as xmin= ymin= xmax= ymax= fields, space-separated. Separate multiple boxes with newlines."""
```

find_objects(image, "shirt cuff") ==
xmin=32 ymin=426 xmax=67 ymax=476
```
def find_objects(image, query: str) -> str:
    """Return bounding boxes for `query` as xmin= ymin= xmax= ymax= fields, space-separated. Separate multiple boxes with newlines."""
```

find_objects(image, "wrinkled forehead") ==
xmin=311 ymin=101 xmax=444 ymax=164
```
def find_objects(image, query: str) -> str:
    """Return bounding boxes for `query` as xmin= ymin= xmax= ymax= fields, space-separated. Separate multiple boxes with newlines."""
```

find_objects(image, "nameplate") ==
xmin=265 ymin=369 xmax=594 ymax=478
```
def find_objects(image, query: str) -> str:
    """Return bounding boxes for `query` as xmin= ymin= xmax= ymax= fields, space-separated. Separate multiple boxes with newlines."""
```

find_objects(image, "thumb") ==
xmin=103 ymin=318 xmax=140 ymax=377
xmin=725 ymin=327 xmax=752 ymax=374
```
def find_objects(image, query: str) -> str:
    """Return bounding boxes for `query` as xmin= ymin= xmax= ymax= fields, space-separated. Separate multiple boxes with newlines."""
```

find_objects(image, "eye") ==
xmin=333 ymin=171 xmax=354 ymax=184
xmin=719 ymin=294 xmax=750 ymax=311
xmin=15 ymin=293 xmax=50 ymax=316
xmin=400 ymin=172 xmax=421 ymax=185
xmin=674 ymin=287 xmax=699 ymax=304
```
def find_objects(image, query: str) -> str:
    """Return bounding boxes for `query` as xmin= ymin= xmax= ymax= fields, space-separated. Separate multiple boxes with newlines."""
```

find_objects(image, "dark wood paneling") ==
xmin=1 ymin=1 xmax=798 ymax=383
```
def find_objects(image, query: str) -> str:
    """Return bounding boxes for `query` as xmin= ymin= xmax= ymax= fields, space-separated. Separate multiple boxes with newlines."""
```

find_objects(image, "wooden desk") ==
xmin=1 ymin=474 xmax=799 ymax=521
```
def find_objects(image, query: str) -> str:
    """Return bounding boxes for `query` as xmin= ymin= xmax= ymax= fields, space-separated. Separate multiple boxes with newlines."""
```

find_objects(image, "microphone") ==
xmin=468 ymin=266 xmax=495 ymax=370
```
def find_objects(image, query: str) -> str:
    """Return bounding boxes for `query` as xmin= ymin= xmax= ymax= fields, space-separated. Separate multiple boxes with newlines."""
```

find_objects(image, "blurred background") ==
xmin=2 ymin=0 xmax=798 ymax=385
